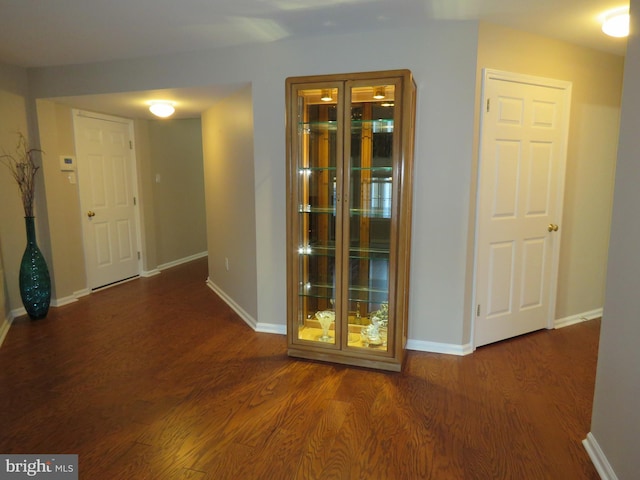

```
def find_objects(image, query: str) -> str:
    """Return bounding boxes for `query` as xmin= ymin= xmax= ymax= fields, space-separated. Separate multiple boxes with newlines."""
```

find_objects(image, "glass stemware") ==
xmin=315 ymin=310 xmax=335 ymax=342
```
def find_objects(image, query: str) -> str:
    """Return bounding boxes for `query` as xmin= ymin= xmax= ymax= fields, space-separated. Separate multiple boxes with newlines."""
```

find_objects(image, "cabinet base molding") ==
xmin=288 ymin=348 xmax=404 ymax=372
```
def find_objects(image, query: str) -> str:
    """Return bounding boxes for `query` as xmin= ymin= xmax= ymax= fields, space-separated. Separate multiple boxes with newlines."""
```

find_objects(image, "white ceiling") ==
xmin=0 ymin=0 xmax=629 ymax=119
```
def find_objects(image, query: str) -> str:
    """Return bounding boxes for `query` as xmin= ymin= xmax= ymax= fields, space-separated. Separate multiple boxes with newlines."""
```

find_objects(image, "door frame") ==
xmin=72 ymin=109 xmax=143 ymax=290
xmin=471 ymin=68 xmax=572 ymax=349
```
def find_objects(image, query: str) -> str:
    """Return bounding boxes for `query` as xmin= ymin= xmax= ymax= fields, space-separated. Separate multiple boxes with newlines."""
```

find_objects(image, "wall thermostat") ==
xmin=59 ymin=155 xmax=76 ymax=171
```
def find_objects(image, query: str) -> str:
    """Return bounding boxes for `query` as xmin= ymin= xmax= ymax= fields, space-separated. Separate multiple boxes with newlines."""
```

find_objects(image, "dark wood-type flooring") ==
xmin=0 ymin=258 xmax=600 ymax=479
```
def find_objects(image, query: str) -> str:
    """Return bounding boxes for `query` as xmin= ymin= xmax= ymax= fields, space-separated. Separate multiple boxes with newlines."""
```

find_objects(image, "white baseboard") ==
xmin=555 ymin=308 xmax=603 ymax=329
xmin=205 ymin=278 xmax=258 ymax=330
xmin=140 ymin=269 xmax=160 ymax=277
xmin=51 ymin=295 xmax=77 ymax=308
xmin=256 ymin=323 xmax=286 ymax=335
xmin=10 ymin=306 xmax=26 ymax=320
xmin=0 ymin=313 xmax=14 ymax=347
xmin=51 ymin=287 xmax=92 ymax=307
xmin=158 ymin=251 xmax=208 ymax=271
xmin=406 ymin=339 xmax=473 ymax=356
xmin=74 ymin=288 xmax=91 ymax=298
xmin=583 ymin=432 xmax=619 ymax=480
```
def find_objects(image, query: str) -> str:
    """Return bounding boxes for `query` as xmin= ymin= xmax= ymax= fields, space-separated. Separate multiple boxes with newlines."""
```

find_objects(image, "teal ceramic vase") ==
xmin=19 ymin=216 xmax=51 ymax=319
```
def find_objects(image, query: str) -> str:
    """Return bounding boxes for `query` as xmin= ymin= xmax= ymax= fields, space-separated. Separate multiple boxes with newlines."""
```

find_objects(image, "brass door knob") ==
xmin=87 ymin=211 xmax=96 ymax=218
xmin=547 ymin=223 xmax=559 ymax=232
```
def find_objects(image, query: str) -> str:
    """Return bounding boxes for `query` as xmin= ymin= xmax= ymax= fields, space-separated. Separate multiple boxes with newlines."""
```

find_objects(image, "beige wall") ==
xmin=26 ymin=22 xmax=481 ymax=345
xmin=8 ymin=22 xmax=618 ymax=347
xmin=474 ymin=23 xmax=624 ymax=330
xmin=0 ymin=64 xmax=31 ymax=314
xmin=202 ymin=85 xmax=258 ymax=320
xmin=133 ymin=118 xmax=158 ymax=272
xmin=29 ymin=106 xmax=206 ymax=303
xmin=147 ymin=118 xmax=207 ymax=266
xmin=35 ymin=101 xmax=86 ymax=300
xmin=589 ymin=1 xmax=640 ymax=476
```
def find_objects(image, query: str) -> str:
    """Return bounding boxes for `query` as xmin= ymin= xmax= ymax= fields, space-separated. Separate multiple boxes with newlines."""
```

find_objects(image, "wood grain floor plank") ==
xmin=0 ymin=258 xmax=601 ymax=479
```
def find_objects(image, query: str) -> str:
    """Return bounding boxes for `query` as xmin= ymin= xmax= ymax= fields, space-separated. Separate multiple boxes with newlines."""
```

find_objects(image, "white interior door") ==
xmin=474 ymin=70 xmax=571 ymax=347
xmin=73 ymin=111 xmax=140 ymax=290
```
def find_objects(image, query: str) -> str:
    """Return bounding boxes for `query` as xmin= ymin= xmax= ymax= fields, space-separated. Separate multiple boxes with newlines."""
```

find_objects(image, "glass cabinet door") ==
xmin=344 ymin=81 xmax=398 ymax=353
xmin=292 ymin=85 xmax=342 ymax=346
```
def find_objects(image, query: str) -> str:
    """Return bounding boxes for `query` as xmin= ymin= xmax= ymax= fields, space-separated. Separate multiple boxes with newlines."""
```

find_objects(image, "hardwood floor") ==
xmin=0 ymin=258 xmax=600 ymax=479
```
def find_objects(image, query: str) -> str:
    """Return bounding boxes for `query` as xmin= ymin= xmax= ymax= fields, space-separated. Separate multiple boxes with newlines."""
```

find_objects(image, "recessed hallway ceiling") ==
xmin=0 ymin=0 xmax=629 ymax=69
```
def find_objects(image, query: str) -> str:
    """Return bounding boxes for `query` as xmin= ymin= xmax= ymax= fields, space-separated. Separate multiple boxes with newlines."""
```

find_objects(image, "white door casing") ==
xmin=474 ymin=70 xmax=572 ymax=348
xmin=73 ymin=111 xmax=141 ymax=290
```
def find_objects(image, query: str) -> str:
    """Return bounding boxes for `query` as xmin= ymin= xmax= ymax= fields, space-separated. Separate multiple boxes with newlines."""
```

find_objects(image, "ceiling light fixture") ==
xmin=602 ymin=8 xmax=630 ymax=38
xmin=320 ymin=89 xmax=333 ymax=101
xmin=149 ymin=101 xmax=175 ymax=118
xmin=373 ymin=87 xmax=386 ymax=100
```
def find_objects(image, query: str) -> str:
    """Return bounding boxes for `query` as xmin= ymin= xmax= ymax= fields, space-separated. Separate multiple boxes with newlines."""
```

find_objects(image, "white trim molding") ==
xmin=205 ymin=278 xmax=257 ymax=330
xmin=256 ymin=323 xmax=286 ymax=335
xmin=406 ymin=339 xmax=474 ymax=356
xmin=140 ymin=269 xmax=160 ymax=277
xmin=555 ymin=308 xmax=603 ymax=329
xmin=74 ymin=288 xmax=91 ymax=299
xmin=583 ymin=432 xmax=619 ymax=480
xmin=51 ymin=296 xmax=77 ymax=308
xmin=50 ymin=287 xmax=91 ymax=307
xmin=0 ymin=313 xmax=14 ymax=347
xmin=10 ymin=306 xmax=26 ymax=320
xmin=158 ymin=251 xmax=207 ymax=271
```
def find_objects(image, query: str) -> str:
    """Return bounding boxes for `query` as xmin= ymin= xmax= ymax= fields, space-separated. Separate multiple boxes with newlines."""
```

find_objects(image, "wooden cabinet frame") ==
xmin=285 ymin=70 xmax=416 ymax=371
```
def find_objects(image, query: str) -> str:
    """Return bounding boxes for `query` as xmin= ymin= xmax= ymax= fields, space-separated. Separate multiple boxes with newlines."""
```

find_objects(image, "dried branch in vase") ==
xmin=0 ymin=132 xmax=43 ymax=217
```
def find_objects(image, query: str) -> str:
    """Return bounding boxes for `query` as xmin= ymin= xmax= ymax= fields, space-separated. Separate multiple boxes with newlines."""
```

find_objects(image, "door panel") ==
xmin=74 ymin=112 xmax=139 ymax=290
xmin=475 ymin=70 xmax=571 ymax=347
xmin=487 ymin=241 xmax=515 ymax=318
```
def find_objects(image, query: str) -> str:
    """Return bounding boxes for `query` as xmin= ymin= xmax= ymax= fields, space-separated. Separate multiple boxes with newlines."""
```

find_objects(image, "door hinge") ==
xmin=137 ymin=251 xmax=141 ymax=260
xmin=133 ymin=196 xmax=137 ymax=206
xmin=486 ymin=98 xmax=490 ymax=113
xmin=129 ymin=140 xmax=133 ymax=150
xmin=476 ymin=304 xmax=481 ymax=316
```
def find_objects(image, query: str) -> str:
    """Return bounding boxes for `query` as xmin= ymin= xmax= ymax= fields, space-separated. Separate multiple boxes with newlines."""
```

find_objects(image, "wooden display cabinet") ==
xmin=285 ymin=70 xmax=416 ymax=371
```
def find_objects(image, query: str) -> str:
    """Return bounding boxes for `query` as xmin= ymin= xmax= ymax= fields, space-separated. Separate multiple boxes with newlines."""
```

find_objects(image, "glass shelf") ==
xmin=295 ymin=206 xmax=394 ymax=217
xmin=297 ymin=245 xmax=389 ymax=260
xmin=297 ymin=206 xmax=336 ymax=214
xmin=350 ymin=166 xmax=392 ymax=173
xmin=298 ymin=121 xmax=337 ymax=133
xmin=297 ymin=166 xmax=337 ymax=173
xmin=351 ymin=119 xmax=394 ymax=133
xmin=349 ymin=208 xmax=392 ymax=218
xmin=299 ymin=119 xmax=394 ymax=134
xmin=298 ymin=283 xmax=388 ymax=298
xmin=297 ymin=166 xmax=391 ymax=173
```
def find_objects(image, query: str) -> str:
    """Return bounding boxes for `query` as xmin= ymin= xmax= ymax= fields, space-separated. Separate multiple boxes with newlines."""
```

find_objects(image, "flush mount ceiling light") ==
xmin=320 ymin=89 xmax=333 ymax=101
xmin=602 ymin=8 xmax=630 ymax=38
xmin=149 ymin=101 xmax=175 ymax=118
xmin=373 ymin=87 xmax=386 ymax=100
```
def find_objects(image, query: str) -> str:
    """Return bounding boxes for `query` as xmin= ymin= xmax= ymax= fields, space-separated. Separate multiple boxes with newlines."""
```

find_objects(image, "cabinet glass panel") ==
xmin=296 ymin=87 xmax=338 ymax=345
xmin=347 ymin=84 xmax=395 ymax=351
